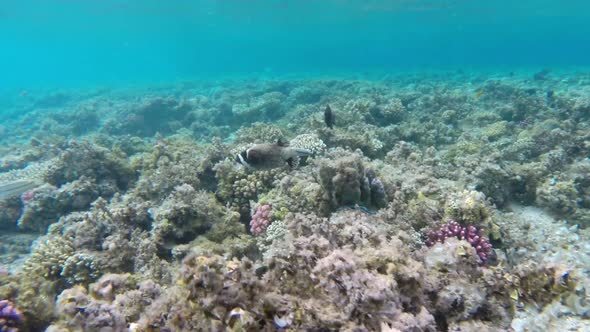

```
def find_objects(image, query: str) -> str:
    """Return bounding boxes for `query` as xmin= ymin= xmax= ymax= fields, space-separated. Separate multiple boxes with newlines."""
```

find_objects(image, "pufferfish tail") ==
xmin=0 ymin=180 xmax=41 ymax=200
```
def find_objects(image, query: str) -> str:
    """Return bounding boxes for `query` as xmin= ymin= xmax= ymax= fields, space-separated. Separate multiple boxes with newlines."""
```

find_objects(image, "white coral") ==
xmin=290 ymin=134 xmax=326 ymax=156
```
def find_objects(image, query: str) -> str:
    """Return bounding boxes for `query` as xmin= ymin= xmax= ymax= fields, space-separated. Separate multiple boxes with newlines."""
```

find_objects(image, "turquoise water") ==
xmin=2 ymin=2 xmax=590 ymax=331
xmin=1 ymin=0 xmax=589 ymax=89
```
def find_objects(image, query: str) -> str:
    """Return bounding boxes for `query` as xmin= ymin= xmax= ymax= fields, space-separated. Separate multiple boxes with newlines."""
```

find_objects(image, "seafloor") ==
xmin=0 ymin=70 xmax=589 ymax=331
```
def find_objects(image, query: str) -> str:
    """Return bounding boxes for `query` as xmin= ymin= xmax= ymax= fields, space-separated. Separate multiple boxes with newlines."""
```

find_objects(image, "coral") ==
xmin=47 ymin=273 xmax=161 ymax=331
xmin=60 ymin=253 xmax=99 ymax=286
xmin=214 ymin=159 xmax=284 ymax=216
xmin=130 ymin=136 xmax=211 ymax=200
xmin=0 ymin=300 xmax=23 ymax=332
xmin=102 ymin=97 xmax=194 ymax=137
xmin=0 ymin=198 xmax=21 ymax=231
xmin=17 ymin=178 xmax=106 ymax=232
xmin=22 ymin=236 xmax=75 ymax=280
xmin=536 ymin=178 xmax=578 ymax=215
xmin=425 ymin=220 xmax=493 ymax=263
xmin=378 ymin=97 xmax=406 ymax=124
xmin=444 ymin=189 xmax=493 ymax=227
xmin=510 ymin=262 xmax=578 ymax=306
xmin=233 ymin=122 xmax=285 ymax=144
xmin=232 ymin=92 xmax=286 ymax=120
xmin=287 ymin=86 xmax=323 ymax=104
xmin=289 ymin=133 xmax=326 ymax=156
xmin=2 ymin=71 xmax=590 ymax=332
xmin=260 ymin=171 xmax=328 ymax=216
xmin=482 ymin=121 xmax=510 ymax=141
xmin=318 ymin=152 xmax=371 ymax=210
xmin=249 ymin=204 xmax=272 ymax=236
xmin=149 ymin=184 xmax=241 ymax=248
xmin=44 ymin=140 xmax=133 ymax=189
xmin=344 ymin=98 xmax=377 ymax=119
xmin=256 ymin=220 xmax=287 ymax=259
xmin=369 ymin=173 xmax=387 ymax=208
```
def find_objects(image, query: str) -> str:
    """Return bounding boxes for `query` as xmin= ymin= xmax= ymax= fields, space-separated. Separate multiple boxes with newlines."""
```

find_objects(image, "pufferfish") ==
xmin=236 ymin=139 xmax=311 ymax=170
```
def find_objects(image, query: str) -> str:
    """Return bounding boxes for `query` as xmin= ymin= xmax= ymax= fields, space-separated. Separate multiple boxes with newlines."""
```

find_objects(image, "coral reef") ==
xmin=1 ymin=71 xmax=590 ymax=331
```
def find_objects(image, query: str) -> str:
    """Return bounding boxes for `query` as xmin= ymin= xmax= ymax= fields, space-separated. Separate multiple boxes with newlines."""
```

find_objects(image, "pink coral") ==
xmin=425 ymin=220 xmax=493 ymax=263
xmin=250 ymin=204 xmax=272 ymax=236
xmin=20 ymin=190 xmax=35 ymax=205
xmin=0 ymin=300 xmax=23 ymax=332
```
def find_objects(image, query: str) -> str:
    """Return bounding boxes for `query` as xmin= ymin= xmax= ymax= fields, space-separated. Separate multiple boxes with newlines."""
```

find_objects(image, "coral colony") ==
xmin=425 ymin=220 xmax=493 ymax=263
xmin=250 ymin=204 xmax=272 ymax=236
xmin=0 ymin=300 xmax=23 ymax=332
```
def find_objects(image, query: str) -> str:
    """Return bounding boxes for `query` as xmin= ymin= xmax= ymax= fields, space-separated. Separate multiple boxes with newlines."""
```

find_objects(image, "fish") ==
xmin=324 ymin=104 xmax=335 ymax=129
xmin=474 ymin=89 xmax=484 ymax=100
xmin=0 ymin=179 xmax=41 ymax=200
xmin=235 ymin=139 xmax=311 ymax=170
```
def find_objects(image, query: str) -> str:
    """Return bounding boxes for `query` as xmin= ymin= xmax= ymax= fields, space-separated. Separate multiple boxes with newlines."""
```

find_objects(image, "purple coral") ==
xmin=0 ymin=300 xmax=23 ymax=332
xmin=425 ymin=220 xmax=493 ymax=263
xmin=250 ymin=204 xmax=272 ymax=236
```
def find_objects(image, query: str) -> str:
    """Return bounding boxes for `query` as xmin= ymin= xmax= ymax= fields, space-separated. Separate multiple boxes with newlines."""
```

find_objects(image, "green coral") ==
xmin=233 ymin=122 xmax=285 ymax=144
xmin=536 ymin=179 xmax=578 ymax=216
xmin=149 ymin=183 xmax=244 ymax=247
xmin=483 ymin=121 xmax=510 ymax=141
xmin=60 ymin=252 xmax=100 ymax=286
xmin=444 ymin=190 xmax=493 ymax=227
xmin=130 ymin=136 xmax=214 ymax=200
xmin=214 ymin=159 xmax=284 ymax=215
xmin=22 ymin=236 xmax=75 ymax=280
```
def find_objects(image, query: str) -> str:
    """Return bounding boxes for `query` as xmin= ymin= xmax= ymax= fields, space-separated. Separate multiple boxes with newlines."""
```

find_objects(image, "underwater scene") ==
xmin=1 ymin=1 xmax=590 ymax=331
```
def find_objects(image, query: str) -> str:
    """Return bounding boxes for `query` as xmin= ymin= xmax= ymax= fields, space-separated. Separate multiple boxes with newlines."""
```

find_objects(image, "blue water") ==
xmin=1 ymin=0 xmax=589 ymax=89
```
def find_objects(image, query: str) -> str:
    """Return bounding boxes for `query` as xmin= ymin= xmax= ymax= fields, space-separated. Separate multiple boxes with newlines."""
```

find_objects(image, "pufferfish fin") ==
xmin=286 ymin=157 xmax=296 ymax=168
xmin=287 ymin=156 xmax=303 ymax=169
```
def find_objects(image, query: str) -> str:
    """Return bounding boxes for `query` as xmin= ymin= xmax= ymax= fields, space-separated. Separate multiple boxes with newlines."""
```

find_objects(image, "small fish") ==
xmin=236 ymin=139 xmax=311 ymax=170
xmin=474 ymin=89 xmax=484 ymax=100
xmin=324 ymin=104 xmax=335 ymax=129
xmin=0 ymin=180 xmax=41 ymax=200
xmin=533 ymin=68 xmax=551 ymax=81
xmin=337 ymin=204 xmax=377 ymax=215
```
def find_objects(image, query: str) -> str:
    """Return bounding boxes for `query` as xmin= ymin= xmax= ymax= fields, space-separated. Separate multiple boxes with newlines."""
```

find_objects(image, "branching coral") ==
xmin=425 ymin=220 xmax=493 ymax=263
